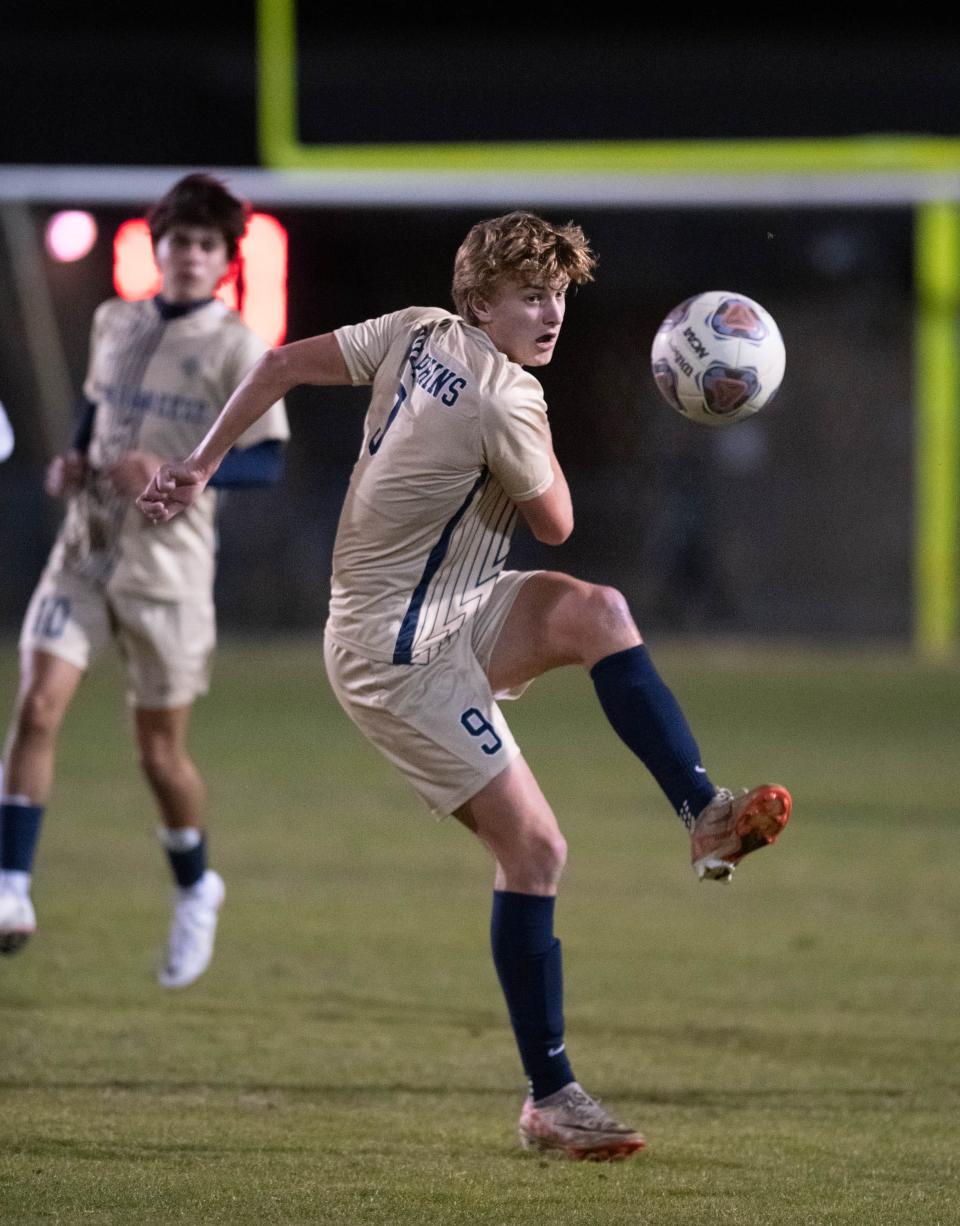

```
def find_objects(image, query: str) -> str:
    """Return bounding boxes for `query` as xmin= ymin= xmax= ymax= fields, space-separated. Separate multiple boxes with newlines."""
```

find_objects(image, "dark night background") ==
xmin=3 ymin=13 xmax=960 ymax=160
xmin=2 ymin=10 xmax=955 ymax=640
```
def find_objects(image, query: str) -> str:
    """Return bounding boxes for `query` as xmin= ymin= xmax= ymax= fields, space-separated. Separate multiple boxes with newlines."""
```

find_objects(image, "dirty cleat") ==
xmin=518 ymin=1082 xmax=646 ymax=1161
xmin=158 ymin=870 xmax=225 ymax=989
xmin=692 ymin=784 xmax=792 ymax=882
xmin=0 ymin=886 xmax=36 ymax=955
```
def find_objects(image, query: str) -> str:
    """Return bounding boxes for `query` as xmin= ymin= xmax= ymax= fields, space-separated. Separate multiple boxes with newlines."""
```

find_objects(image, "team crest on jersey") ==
xmin=181 ymin=357 xmax=200 ymax=380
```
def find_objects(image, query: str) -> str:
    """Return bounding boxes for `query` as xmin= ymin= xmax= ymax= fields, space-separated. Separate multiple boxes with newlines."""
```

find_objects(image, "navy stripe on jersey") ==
xmin=414 ymin=480 xmax=516 ymax=652
xmin=393 ymin=469 xmax=489 ymax=665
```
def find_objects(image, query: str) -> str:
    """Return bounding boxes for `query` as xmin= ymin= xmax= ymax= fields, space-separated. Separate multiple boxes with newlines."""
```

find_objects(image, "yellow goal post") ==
xmin=256 ymin=0 xmax=960 ymax=652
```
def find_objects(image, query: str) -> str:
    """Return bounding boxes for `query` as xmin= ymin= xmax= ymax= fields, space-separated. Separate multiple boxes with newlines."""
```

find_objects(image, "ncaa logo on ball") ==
xmin=649 ymin=290 xmax=786 ymax=428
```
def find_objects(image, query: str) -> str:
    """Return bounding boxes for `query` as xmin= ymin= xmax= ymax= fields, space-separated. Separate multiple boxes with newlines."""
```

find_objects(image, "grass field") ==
xmin=0 ymin=637 xmax=958 ymax=1225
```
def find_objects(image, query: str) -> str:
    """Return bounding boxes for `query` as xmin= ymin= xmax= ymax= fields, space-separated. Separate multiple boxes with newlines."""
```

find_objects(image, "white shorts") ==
xmin=19 ymin=562 xmax=215 ymax=709
xmin=324 ymin=569 xmax=538 ymax=816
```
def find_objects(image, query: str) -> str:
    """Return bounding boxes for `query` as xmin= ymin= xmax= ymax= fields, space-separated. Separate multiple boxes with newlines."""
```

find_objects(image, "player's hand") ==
xmin=137 ymin=459 xmax=210 ymax=523
xmin=106 ymin=450 xmax=164 ymax=498
xmin=44 ymin=450 xmax=87 ymax=497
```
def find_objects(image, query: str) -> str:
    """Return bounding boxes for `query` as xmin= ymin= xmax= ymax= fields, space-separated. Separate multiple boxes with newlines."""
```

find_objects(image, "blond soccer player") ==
xmin=138 ymin=211 xmax=790 ymax=1156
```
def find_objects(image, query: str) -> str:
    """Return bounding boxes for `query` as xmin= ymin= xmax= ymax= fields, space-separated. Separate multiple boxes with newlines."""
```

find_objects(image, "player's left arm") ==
xmin=481 ymin=380 xmax=573 ymax=545
xmin=515 ymin=450 xmax=573 ymax=545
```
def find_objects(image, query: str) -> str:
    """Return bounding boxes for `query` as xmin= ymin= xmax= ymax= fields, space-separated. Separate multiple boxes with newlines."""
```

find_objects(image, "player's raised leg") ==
xmin=0 ymin=651 xmax=83 ymax=954
xmin=487 ymin=571 xmax=790 ymax=880
xmin=454 ymin=755 xmax=645 ymax=1160
xmin=134 ymin=705 xmax=224 ymax=988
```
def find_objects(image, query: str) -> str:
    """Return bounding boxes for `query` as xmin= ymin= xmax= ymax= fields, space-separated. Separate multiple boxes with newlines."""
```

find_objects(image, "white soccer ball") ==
xmin=650 ymin=290 xmax=786 ymax=427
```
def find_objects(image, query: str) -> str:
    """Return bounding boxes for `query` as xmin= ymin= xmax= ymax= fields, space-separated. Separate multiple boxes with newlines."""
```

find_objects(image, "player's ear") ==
xmin=470 ymin=292 xmax=493 ymax=324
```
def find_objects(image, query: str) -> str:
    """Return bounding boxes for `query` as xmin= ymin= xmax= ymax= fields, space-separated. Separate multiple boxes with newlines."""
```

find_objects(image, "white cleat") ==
xmin=518 ymin=1082 xmax=646 ymax=1161
xmin=0 ymin=886 xmax=36 ymax=955
xmin=158 ymin=869 xmax=225 ymax=989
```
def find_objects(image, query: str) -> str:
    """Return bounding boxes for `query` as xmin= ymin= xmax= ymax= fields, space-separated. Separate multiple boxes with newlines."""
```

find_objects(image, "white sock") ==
xmin=156 ymin=825 xmax=203 ymax=852
xmin=0 ymin=870 xmax=32 ymax=897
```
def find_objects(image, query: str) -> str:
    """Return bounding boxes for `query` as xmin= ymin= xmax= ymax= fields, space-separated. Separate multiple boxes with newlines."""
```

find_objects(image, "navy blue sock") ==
xmin=491 ymin=890 xmax=575 ymax=1101
xmin=0 ymin=801 xmax=44 ymax=872
xmin=591 ymin=644 xmax=717 ymax=826
xmin=160 ymin=827 xmax=207 ymax=888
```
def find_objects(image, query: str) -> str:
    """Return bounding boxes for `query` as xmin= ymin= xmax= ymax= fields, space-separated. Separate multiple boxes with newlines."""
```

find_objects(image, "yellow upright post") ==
xmin=914 ymin=202 xmax=960 ymax=655
xmin=256 ymin=0 xmax=298 ymax=167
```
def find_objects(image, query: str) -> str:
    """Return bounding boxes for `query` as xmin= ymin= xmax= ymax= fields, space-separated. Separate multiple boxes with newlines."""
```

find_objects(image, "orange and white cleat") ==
xmin=518 ymin=1082 xmax=646 ymax=1161
xmin=691 ymin=784 xmax=792 ymax=882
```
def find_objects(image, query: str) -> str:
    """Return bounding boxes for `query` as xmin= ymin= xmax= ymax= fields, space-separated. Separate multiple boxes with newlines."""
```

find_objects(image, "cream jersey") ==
xmin=328 ymin=306 xmax=555 ymax=665
xmin=52 ymin=296 xmax=289 ymax=600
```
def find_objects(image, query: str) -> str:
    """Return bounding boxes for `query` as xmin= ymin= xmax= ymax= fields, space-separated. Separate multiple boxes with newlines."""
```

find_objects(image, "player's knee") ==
xmin=574 ymin=584 xmax=639 ymax=660
xmin=13 ymin=686 xmax=67 ymax=744
xmin=593 ymin=582 xmax=634 ymax=623
xmin=136 ymin=734 xmax=185 ymax=790
xmin=521 ymin=826 xmax=568 ymax=886
xmin=548 ymin=829 xmax=569 ymax=876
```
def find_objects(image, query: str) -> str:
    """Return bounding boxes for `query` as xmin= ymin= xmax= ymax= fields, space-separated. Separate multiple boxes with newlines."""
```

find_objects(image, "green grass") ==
xmin=1 ymin=638 xmax=959 ymax=1225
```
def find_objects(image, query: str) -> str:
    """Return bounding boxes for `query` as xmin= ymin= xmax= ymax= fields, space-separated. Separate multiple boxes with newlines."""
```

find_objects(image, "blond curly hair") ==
xmin=452 ymin=211 xmax=596 ymax=324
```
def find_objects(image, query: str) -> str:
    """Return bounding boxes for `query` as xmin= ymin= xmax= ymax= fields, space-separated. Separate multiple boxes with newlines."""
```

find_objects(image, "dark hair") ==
xmin=147 ymin=173 xmax=250 ymax=261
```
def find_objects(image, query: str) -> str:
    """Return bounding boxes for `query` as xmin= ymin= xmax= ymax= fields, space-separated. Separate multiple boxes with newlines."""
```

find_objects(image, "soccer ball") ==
xmin=650 ymin=290 xmax=786 ymax=427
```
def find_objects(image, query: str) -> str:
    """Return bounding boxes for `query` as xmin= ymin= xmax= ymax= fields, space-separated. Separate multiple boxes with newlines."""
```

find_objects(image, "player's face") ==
xmin=474 ymin=277 xmax=568 ymax=367
xmin=154 ymin=224 xmax=230 ymax=303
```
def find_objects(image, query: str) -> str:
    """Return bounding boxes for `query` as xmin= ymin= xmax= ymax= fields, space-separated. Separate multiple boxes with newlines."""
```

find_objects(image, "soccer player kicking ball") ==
xmin=0 ymin=174 xmax=289 ymax=988
xmin=138 ymin=211 xmax=791 ymax=1158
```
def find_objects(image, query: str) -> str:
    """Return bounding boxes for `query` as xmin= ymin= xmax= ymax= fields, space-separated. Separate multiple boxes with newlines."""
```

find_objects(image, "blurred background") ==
xmin=0 ymin=11 xmax=954 ymax=646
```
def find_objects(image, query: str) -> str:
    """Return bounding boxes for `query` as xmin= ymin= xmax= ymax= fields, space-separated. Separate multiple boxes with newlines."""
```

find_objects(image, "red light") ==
xmin=113 ymin=219 xmax=160 ymax=299
xmin=113 ymin=214 xmax=288 ymax=346
xmin=239 ymin=214 xmax=288 ymax=348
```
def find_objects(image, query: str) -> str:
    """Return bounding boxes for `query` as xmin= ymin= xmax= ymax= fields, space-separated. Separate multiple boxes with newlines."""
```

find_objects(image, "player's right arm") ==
xmin=44 ymin=449 xmax=87 ymax=497
xmin=44 ymin=397 xmax=97 ymax=497
xmin=138 ymin=332 xmax=350 ymax=522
